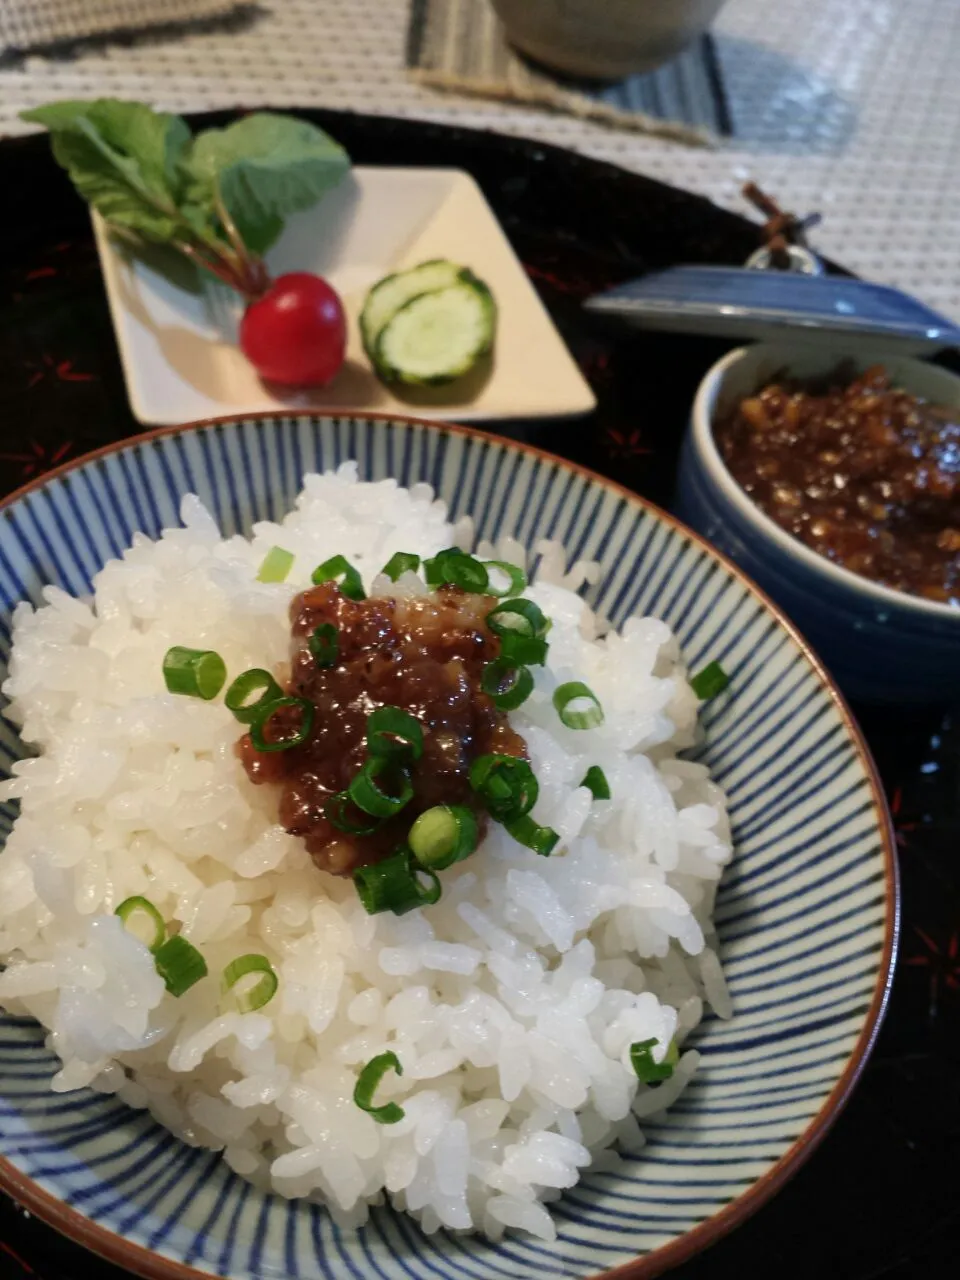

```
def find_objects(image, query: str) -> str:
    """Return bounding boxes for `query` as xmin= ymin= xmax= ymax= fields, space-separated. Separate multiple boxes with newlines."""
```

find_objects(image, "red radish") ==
xmin=240 ymin=272 xmax=346 ymax=387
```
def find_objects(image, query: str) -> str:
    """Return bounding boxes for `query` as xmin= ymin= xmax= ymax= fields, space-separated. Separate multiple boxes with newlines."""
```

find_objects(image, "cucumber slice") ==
xmin=360 ymin=260 xmax=465 ymax=358
xmin=375 ymin=279 xmax=496 ymax=386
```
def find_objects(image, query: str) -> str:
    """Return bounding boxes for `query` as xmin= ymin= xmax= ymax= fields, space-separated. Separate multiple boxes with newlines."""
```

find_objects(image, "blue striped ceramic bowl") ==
xmin=0 ymin=414 xmax=896 ymax=1280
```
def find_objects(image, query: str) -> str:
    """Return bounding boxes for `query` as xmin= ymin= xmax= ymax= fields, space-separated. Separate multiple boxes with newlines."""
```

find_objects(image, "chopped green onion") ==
xmin=423 ymin=547 xmax=455 ymax=586
xmin=382 ymin=552 xmax=420 ymax=582
xmin=690 ymin=660 xmax=730 ymax=701
xmin=553 ymin=681 xmax=604 ymax=730
xmin=408 ymin=805 xmax=478 ymax=870
xmin=154 ymin=935 xmax=207 ymax=997
xmin=580 ymin=766 xmax=611 ymax=800
xmin=326 ymin=792 xmax=383 ymax=836
xmin=629 ymin=1037 xmax=676 ymax=1085
xmin=354 ymin=848 xmax=441 ymax=916
xmin=446 ymin=557 xmax=489 ymax=592
xmin=256 ymin=546 xmax=294 ymax=583
xmin=498 ymin=632 xmax=549 ymax=666
xmin=486 ymin=598 xmax=548 ymax=638
xmin=162 ymin=646 xmax=226 ymax=700
xmin=504 ymin=813 xmax=560 ymax=856
xmin=249 ymin=696 xmax=314 ymax=752
xmin=424 ymin=547 xmax=489 ymax=593
xmin=486 ymin=599 xmax=550 ymax=665
xmin=366 ymin=706 xmax=424 ymax=763
xmin=222 ymin=953 xmax=279 ymax=1012
xmin=483 ymin=561 xmax=527 ymax=598
xmin=348 ymin=757 xmax=414 ymax=817
xmin=309 ymin=623 xmax=339 ymax=668
xmin=311 ymin=554 xmax=365 ymax=601
xmin=481 ymin=658 xmax=534 ymax=711
xmin=354 ymin=1050 xmax=405 ymax=1124
xmin=225 ymin=669 xmax=284 ymax=724
xmin=469 ymin=754 xmax=538 ymax=821
xmin=423 ymin=547 xmax=465 ymax=586
xmin=114 ymin=896 xmax=165 ymax=953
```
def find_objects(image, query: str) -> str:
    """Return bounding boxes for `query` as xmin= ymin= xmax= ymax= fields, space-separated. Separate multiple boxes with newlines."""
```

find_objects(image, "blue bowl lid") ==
xmin=585 ymin=266 xmax=960 ymax=356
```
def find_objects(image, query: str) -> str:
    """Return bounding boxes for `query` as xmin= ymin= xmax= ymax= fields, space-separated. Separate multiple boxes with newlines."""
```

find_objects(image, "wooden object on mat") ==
xmin=0 ymin=0 xmax=241 ymax=55
xmin=407 ymin=0 xmax=731 ymax=145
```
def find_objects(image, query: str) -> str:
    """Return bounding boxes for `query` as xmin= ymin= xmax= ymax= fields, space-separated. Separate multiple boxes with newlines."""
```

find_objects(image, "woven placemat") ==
xmin=406 ymin=0 xmax=730 ymax=145
xmin=0 ymin=0 xmax=241 ymax=56
xmin=3 ymin=0 xmax=960 ymax=320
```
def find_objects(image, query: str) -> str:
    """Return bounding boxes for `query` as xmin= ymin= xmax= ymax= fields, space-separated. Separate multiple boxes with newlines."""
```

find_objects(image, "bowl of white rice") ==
xmin=0 ymin=412 xmax=896 ymax=1280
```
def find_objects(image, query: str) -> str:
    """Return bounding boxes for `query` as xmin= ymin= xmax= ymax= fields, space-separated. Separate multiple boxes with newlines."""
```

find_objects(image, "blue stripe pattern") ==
xmin=0 ymin=415 xmax=893 ymax=1280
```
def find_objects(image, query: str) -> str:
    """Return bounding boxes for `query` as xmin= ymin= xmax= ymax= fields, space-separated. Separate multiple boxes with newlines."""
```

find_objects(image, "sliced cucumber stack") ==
xmin=361 ymin=260 xmax=497 ymax=387
xmin=376 ymin=279 xmax=495 ymax=386
xmin=360 ymin=260 xmax=464 ymax=359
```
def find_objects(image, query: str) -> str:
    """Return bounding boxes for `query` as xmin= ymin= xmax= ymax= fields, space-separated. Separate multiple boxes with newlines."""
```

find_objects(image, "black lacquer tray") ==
xmin=0 ymin=110 xmax=956 ymax=1280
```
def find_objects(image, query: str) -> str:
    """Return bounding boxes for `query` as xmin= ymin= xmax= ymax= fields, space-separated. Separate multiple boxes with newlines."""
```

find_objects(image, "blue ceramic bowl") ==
xmin=0 ymin=414 xmax=895 ymax=1280
xmin=676 ymin=343 xmax=960 ymax=705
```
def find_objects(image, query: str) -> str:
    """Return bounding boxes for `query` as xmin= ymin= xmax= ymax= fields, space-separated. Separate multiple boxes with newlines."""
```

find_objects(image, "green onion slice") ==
xmin=114 ymin=896 xmax=165 ymax=953
xmin=483 ymin=561 xmax=527 ymax=598
xmin=498 ymin=632 xmax=549 ymax=666
xmin=256 ymin=546 xmax=294 ymax=583
xmin=348 ymin=757 xmax=413 ymax=817
xmin=445 ymin=556 xmax=489 ymax=593
xmin=505 ymin=813 xmax=560 ymax=856
xmin=424 ymin=547 xmax=489 ymax=593
xmin=554 ymin=681 xmax=604 ymax=730
xmin=409 ymin=805 xmax=479 ymax=870
xmin=366 ymin=706 xmax=424 ymax=763
xmin=629 ymin=1037 xmax=676 ymax=1085
xmin=249 ymin=696 xmax=314 ymax=752
xmin=690 ymin=660 xmax=730 ymax=701
xmin=422 ymin=547 xmax=457 ymax=586
xmin=162 ymin=647 xmax=227 ymax=700
xmin=481 ymin=658 xmax=534 ymax=711
xmin=580 ymin=765 xmax=611 ymax=800
xmin=154 ymin=935 xmax=208 ymax=997
xmin=486 ymin=599 xmax=550 ymax=665
xmin=326 ymin=792 xmax=383 ymax=836
xmin=487 ymin=597 xmax=548 ymax=639
xmin=311 ymin=554 xmax=365 ymax=600
xmin=354 ymin=848 xmax=441 ymax=916
xmin=225 ymin=668 xmax=284 ymax=724
xmin=469 ymin=754 xmax=538 ymax=821
xmin=382 ymin=552 xmax=420 ymax=582
xmin=222 ymin=953 xmax=279 ymax=1012
xmin=422 ymin=547 xmax=462 ymax=585
xmin=354 ymin=1050 xmax=405 ymax=1124
xmin=309 ymin=623 xmax=339 ymax=669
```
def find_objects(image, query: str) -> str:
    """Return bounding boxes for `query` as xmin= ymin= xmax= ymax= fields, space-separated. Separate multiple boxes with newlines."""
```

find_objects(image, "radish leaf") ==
xmin=184 ymin=112 xmax=350 ymax=254
xmin=22 ymin=100 xmax=351 ymax=297
xmin=22 ymin=99 xmax=193 ymax=243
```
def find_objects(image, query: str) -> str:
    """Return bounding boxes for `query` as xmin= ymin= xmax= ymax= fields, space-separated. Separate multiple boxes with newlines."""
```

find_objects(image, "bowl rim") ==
xmin=691 ymin=343 xmax=960 ymax=621
xmin=0 ymin=409 xmax=899 ymax=1280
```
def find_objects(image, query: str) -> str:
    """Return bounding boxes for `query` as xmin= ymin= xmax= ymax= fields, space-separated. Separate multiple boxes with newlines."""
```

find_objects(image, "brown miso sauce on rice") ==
xmin=238 ymin=582 xmax=526 ymax=874
xmin=714 ymin=366 xmax=960 ymax=606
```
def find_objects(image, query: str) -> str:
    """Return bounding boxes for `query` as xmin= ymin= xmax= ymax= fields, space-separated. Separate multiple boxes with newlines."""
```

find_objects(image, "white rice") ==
xmin=0 ymin=464 xmax=733 ymax=1241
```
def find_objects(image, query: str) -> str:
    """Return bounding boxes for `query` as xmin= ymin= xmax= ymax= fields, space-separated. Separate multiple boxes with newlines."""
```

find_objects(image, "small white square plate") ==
xmin=93 ymin=167 xmax=597 ymax=426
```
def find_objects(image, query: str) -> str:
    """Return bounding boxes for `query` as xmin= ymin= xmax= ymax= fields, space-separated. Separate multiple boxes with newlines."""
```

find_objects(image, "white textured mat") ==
xmin=2 ymin=0 xmax=959 ymax=321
